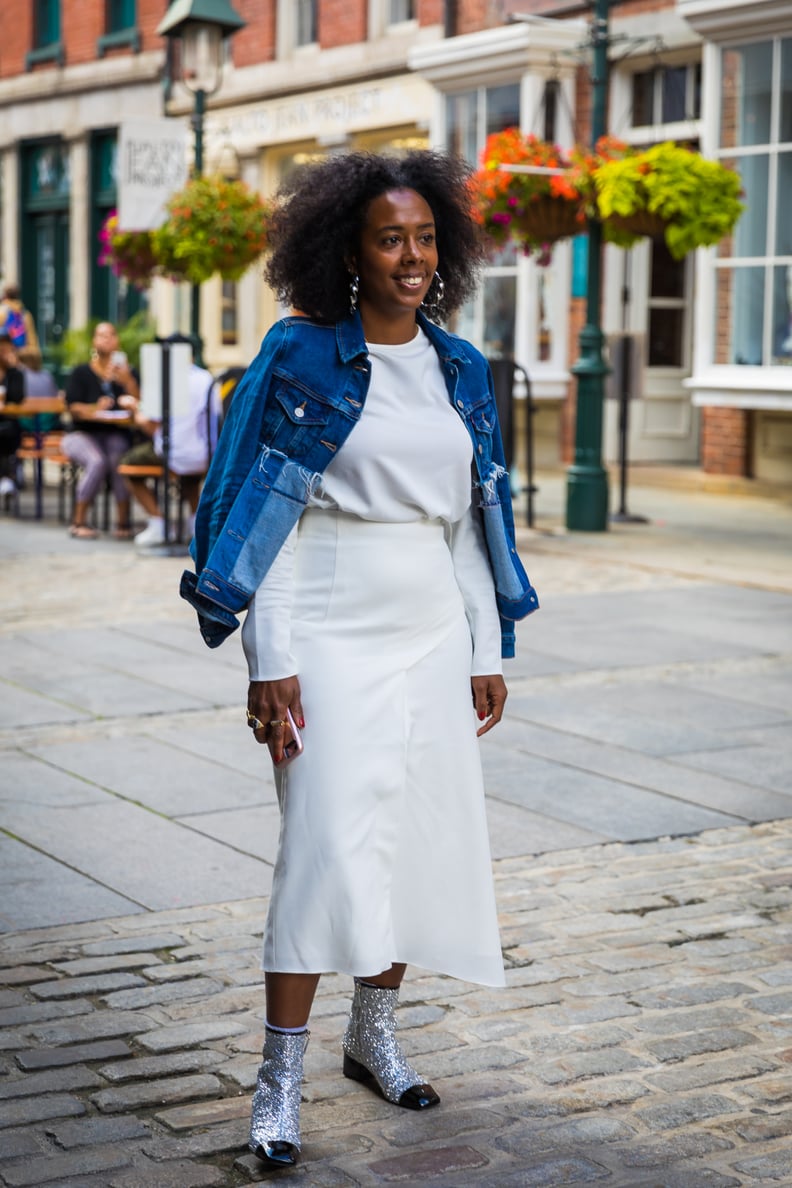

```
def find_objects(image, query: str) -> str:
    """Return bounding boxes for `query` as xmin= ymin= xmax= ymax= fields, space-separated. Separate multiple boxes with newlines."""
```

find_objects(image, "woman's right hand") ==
xmin=248 ymin=676 xmax=304 ymax=764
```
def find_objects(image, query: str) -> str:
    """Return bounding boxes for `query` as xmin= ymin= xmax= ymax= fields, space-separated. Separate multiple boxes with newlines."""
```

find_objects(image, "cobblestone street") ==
xmin=1 ymin=477 xmax=791 ymax=1185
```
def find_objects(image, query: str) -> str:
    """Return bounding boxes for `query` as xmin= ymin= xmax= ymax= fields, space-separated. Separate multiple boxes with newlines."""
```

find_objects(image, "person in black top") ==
xmin=63 ymin=322 xmax=140 ymax=539
xmin=0 ymin=332 xmax=25 ymax=496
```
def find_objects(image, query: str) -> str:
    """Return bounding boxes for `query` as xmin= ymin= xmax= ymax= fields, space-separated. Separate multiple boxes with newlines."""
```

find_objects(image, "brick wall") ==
xmin=320 ymin=0 xmax=367 ymax=48
xmin=234 ymin=0 xmax=275 ymax=69
xmin=701 ymin=406 xmax=751 ymax=476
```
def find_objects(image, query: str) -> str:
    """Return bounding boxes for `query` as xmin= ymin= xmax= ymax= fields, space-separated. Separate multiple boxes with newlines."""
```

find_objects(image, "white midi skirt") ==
xmin=262 ymin=509 xmax=505 ymax=987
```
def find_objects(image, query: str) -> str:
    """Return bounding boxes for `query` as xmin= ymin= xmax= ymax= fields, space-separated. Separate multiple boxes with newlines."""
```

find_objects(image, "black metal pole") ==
xmin=161 ymin=342 xmax=171 ymax=546
xmin=190 ymin=88 xmax=205 ymax=366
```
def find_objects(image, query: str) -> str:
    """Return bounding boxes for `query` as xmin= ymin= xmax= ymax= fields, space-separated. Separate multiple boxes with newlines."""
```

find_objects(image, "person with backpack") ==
xmin=0 ymin=285 xmax=40 ymax=351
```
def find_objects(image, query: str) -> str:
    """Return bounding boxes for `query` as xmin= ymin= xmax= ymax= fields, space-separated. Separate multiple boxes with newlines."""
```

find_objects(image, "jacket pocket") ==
xmin=261 ymin=376 xmax=332 ymax=454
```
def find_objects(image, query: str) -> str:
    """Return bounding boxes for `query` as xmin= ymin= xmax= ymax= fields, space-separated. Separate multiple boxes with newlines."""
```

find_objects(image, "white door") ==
xmin=604 ymin=236 xmax=700 ymax=464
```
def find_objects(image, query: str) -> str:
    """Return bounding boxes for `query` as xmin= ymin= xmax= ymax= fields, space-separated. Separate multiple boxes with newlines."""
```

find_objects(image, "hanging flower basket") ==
xmin=470 ymin=129 xmax=586 ymax=262
xmin=98 ymin=212 xmax=159 ymax=290
xmin=152 ymin=175 xmax=274 ymax=286
xmin=591 ymin=139 xmax=744 ymax=259
xmin=513 ymin=196 xmax=585 ymax=245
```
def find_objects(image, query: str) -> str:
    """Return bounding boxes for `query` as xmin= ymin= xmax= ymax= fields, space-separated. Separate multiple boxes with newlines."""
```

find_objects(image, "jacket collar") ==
xmin=334 ymin=307 xmax=472 ymax=366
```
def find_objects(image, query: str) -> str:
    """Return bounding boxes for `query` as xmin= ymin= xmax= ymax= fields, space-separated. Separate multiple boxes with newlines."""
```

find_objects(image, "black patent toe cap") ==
xmin=398 ymin=1082 xmax=441 ymax=1110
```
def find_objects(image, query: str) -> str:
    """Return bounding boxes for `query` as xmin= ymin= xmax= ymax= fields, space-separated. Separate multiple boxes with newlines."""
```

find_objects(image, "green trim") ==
xmin=97 ymin=28 xmax=141 ymax=56
xmin=25 ymin=42 xmax=65 ymax=70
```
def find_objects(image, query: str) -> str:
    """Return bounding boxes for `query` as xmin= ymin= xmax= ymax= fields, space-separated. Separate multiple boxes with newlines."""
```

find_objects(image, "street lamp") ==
xmin=157 ymin=0 xmax=246 ymax=361
xmin=565 ymin=0 xmax=610 ymax=531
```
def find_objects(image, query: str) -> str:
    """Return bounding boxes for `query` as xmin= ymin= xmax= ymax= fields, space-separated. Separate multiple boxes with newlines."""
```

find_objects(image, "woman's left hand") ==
xmin=472 ymin=674 xmax=508 ymax=737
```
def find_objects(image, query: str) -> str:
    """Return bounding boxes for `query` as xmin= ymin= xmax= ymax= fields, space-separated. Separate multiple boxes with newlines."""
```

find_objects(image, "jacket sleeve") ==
xmin=192 ymin=321 xmax=288 ymax=574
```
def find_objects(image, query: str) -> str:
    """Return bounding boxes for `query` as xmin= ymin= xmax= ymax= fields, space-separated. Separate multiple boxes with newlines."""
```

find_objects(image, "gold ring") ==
xmin=246 ymin=709 xmax=264 ymax=730
xmin=269 ymin=719 xmax=287 ymax=728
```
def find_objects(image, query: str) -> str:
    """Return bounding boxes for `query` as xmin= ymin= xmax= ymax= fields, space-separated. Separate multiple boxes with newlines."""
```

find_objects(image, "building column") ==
xmin=1 ymin=148 xmax=20 ymax=287
xmin=68 ymin=135 xmax=90 ymax=330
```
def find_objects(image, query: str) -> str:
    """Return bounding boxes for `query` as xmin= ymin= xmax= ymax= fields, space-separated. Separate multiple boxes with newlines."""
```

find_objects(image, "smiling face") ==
xmin=354 ymin=188 xmax=439 ymax=344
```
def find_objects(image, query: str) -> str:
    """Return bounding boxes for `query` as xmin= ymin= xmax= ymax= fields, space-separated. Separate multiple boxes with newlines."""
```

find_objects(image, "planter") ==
xmin=606 ymin=210 xmax=667 ymax=239
xmin=514 ymin=197 xmax=584 ymax=246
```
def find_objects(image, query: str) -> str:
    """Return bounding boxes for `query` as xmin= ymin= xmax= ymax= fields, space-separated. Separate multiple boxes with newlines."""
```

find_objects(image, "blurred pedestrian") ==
xmin=0 ymin=332 xmax=24 ymax=497
xmin=0 ymin=284 xmax=39 ymax=351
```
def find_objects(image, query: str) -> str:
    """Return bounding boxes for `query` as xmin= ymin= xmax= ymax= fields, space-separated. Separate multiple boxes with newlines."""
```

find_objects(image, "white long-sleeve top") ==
xmin=242 ymin=327 xmax=502 ymax=680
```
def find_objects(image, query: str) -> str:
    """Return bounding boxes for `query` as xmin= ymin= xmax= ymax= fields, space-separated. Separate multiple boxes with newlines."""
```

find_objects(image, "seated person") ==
xmin=0 ymin=333 xmax=25 ymax=497
xmin=121 ymin=333 xmax=220 ymax=546
xmin=63 ymin=322 xmax=139 ymax=540
xmin=18 ymin=346 xmax=61 ymax=432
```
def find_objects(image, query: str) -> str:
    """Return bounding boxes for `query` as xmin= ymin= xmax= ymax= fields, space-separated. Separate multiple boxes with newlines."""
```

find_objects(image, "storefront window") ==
xmin=714 ymin=37 xmax=792 ymax=366
xmin=296 ymin=0 xmax=317 ymax=46
xmin=35 ymin=0 xmax=60 ymax=48
xmin=445 ymin=84 xmax=521 ymax=360
xmin=631 ymin=63 xmax=701 ymax=127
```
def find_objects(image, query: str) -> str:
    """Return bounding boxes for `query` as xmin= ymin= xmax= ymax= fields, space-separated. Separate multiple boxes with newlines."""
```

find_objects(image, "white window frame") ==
xmin=276 ymin=0 xmax=318 ymax=59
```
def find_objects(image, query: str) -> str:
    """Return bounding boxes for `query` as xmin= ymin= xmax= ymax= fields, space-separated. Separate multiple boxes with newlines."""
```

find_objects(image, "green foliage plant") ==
xmin=593 ymin=140 xmax=744 ymax=259
xmin=153 ymin=175 xmax=272 ymax=286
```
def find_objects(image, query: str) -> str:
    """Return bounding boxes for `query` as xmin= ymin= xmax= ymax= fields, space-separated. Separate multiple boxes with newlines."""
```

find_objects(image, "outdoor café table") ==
xmin=0 ymin=396 xmax=66 ymax=519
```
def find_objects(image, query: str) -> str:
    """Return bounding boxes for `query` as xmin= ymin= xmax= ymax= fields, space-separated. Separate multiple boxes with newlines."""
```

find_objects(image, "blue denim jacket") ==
xmin=182 ymin=309 xmax=538 ymax=657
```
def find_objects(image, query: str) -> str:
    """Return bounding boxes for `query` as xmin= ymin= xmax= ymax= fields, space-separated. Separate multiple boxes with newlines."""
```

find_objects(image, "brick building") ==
xmin=1 ymin=0 xmax=790 ymax=484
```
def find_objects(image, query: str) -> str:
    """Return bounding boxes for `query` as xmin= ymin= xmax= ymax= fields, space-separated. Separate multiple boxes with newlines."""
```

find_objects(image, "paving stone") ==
xmin=50 ymin=954 xmax=164 ymax=976
xmin=0 ymin=1127 xmax=46 ymax=1158
xmin=638 ymin=1172 xmax=741 ymax=1187
xmin=14 ymin=1040 xmax=132 ymax=1071
xmin=615 ymin=1131 xmax=736 ymax=1167
xmin=0 ymin=1094 xmax=85 ymax=1129
xmin=367 ymin=1143 xmax=489 ymax=1180
xmin=629 ymin=982 xmax=756 ymax=1009
xmin=0 ymin=1000 xmax=96 ymax=1029
xmin=0 ymin=967 xmax=56 ymax=985
xmin=100 ymin=976 xmax=225 ymax=1011
xmin=78 ymin=934 xmax=186 ymax=957
xmin=635 ymin=1092 xmax=739 ymax=1130
xmin=735 ymin=1075 xmax=792 ymax=1104
xmin=645 ymin=1054 xmax=778 ymax=1091
xmin=0 ymin=1147 xmax=134 ymax=1187
xmin=30 ymin=1010 xmax=158 ymax=1045
xmin=645 ymin=1028 xmax=757 ymax=1063
xmin=532 ymin=1048 xmax=650 ymax=1085
xmin=141 ymin=1119 xmax=248 ymax=1161
xmin=234 ymin=1152 xmax=357 ymax=1185
xmin=726 ymin=1109 xmax=792 ymax=1142
xmin=97 ymin=1049 xmax=226 ymax=1084
xmin=155 ymin=1096 xmax=250 ymax=1132
xmin=90 ymin=1073 xmax=223 ymax=1114
xmin=487 ymin=1156 xmax=610 ymax=1185
xmin=108 ymin=1159 xmax=225 ymax=1187
xmin=46 ymin=1114 xmax=152 ymax=1148
xmin=0 ymin=1065 xmax=102 ymax=1099
xmin=379 ymin=1107 xmax=515 ymax=1149
xmin=135 ymin=1019 xmax=249 ymax=1052
xmin=632 ymin=1005 xmax=752 ymax=1034
xmin=0 ymin=990 xmax=25 ymax=1008
xmin=30 ymin=973 xmax=146 ymax=1000
xmin=750 ymin=991 xmax=792 ymax=1016
xmin=732 ymin=1150 xmax=792 ymax=1179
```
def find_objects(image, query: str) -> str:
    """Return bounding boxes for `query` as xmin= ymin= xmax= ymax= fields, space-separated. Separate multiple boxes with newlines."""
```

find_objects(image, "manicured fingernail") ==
xmin=478 ymin=711 xmax=486 ymax=721
xmin=298 ymin=717 xmax=305 ymax=729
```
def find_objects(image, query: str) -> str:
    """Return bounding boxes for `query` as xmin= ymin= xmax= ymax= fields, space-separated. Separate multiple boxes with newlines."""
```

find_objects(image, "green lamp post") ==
xmin=157 ymin=0 xmax=246 ymax=363
xmin=566 ymin=0 xmax=610 ymax=531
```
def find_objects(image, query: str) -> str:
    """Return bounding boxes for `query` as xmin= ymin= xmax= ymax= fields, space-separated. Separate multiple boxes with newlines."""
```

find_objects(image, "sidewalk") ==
xmin=1 ymin=477 xmax=791 ymax=1185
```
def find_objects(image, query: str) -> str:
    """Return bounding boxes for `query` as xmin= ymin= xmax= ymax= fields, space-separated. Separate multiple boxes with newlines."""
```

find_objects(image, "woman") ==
xmin=186 ymin=152 xmax=539 ymax=1169
xmin=63 ymin=321 xmax=139 ymax=539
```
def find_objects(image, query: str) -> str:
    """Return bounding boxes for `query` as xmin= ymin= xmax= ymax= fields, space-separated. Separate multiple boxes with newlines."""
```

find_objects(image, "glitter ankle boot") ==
xmin=249 ymin=1026 xmax=308 ymax=1166
xmin=342 ymin=981 xmax=440 ymax=1110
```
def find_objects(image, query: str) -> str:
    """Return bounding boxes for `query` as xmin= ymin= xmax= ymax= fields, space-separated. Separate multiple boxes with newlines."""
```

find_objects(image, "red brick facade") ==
xmin=701 ymin=407 xmax=752 ymax=476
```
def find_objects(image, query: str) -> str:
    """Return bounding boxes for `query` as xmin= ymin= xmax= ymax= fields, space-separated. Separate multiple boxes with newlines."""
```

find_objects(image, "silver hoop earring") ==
xmin=421 ymin=271 xmax=445 ymax=318
xmin=349 ymin=274 xmax=360 ymax=314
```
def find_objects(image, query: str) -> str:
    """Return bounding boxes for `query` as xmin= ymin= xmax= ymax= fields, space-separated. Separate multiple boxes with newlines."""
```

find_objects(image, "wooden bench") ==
xmin=117 ymin=462 xmax=205 ymax=542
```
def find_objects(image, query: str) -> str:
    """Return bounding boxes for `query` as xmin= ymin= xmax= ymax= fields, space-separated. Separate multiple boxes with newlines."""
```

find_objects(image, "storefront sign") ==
xmin=118 ymin=119 xmax=188 ymax=231
xmin=205 ymin=76 xmax=433 ymax=153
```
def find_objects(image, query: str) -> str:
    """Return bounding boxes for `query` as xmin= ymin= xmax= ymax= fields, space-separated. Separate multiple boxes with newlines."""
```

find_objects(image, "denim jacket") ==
xmin=181 ymin=309 xmax=539 ymax=657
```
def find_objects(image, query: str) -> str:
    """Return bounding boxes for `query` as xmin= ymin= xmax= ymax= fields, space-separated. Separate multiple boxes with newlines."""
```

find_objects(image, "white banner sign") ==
xmin=118 ymin=119 xmax=188 ymax=232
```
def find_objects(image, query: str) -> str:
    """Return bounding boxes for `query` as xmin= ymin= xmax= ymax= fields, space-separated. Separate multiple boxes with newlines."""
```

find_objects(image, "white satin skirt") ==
xmin=262 ymin=509 xmax=505 ymax=987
